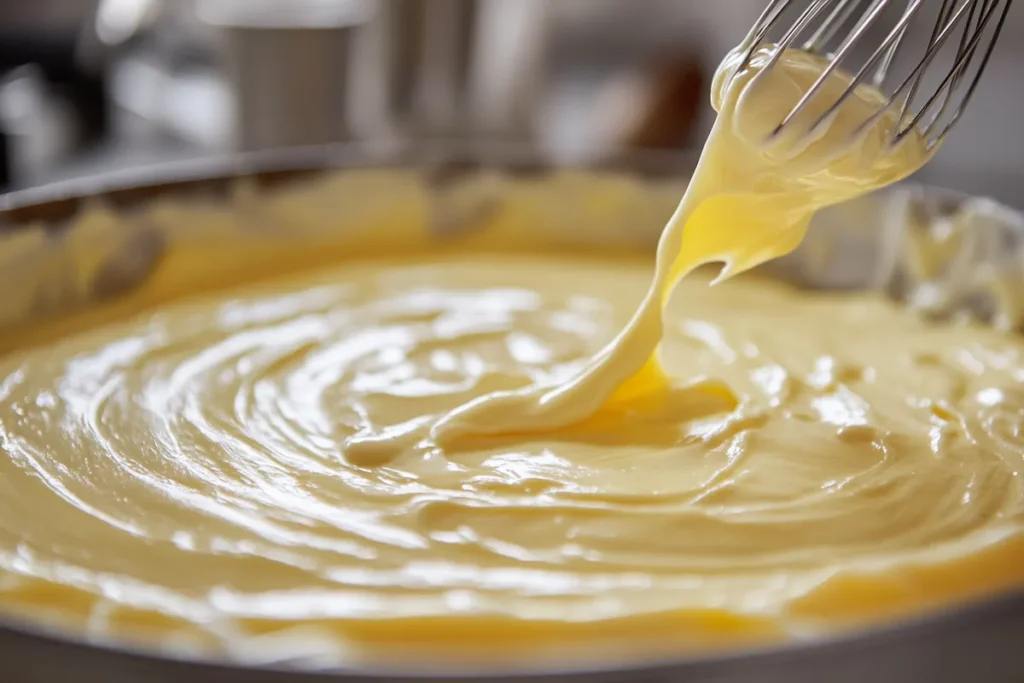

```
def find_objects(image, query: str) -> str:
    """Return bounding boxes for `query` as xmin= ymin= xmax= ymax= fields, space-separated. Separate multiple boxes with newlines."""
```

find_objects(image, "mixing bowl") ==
xmin=0 ymin=141 xmax=1021 ymax=683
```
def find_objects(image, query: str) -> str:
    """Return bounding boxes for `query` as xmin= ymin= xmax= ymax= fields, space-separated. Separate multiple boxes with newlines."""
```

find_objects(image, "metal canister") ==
xmin=197 ymin=0 xmax=372 ymax=152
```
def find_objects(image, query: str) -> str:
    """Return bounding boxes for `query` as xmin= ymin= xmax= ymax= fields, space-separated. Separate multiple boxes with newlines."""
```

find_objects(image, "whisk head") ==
xmin=734 ymin=0 xmax=1014 ymax=149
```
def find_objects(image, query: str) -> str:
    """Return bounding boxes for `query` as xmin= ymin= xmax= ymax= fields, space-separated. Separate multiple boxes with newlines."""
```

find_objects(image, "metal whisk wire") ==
xmin=733 ymin=0 xmax=1014 ymax=150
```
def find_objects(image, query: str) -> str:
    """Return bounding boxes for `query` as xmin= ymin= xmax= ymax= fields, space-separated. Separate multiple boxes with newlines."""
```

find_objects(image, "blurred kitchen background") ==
xmin=0 ymin=0 xmax=1021 ymax=204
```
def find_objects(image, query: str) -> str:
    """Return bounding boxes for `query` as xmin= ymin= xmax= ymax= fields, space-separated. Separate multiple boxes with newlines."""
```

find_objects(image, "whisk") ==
xmin=733 ymin=0 xmax=1014 ymax=149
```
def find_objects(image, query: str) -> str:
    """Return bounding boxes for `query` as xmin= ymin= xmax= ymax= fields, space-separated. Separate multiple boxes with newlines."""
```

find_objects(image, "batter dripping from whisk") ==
xmin=422 ymin=0 xmax=1015 ymax=447
xmin=405 ymin=45 xmax=935 ymax=451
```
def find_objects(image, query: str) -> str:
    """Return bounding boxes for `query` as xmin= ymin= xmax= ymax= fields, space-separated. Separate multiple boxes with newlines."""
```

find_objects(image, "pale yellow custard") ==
xmin=0 ymin=43 xmax=1020 ymax=667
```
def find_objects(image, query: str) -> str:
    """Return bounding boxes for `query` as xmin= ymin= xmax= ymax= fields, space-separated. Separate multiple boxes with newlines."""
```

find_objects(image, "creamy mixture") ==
xmin=0 ymin=45 xmax=1020 ymax=665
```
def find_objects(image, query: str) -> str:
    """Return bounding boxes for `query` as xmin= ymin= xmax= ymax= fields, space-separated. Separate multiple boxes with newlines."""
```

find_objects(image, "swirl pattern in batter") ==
xmin=0 ymin=254 xmax=1020 ymax=662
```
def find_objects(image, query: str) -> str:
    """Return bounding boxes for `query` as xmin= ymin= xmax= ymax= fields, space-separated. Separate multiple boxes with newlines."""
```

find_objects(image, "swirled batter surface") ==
xmin=0 ymin=254 xmax=1021 ymax=663
xmin=0 ymin=42 xmax=1021 ymax=667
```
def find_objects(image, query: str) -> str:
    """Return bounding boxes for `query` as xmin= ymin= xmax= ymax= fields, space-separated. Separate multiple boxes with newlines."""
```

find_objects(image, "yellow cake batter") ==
xmin=425 ymin=45 xmax=936 ymax=447
xmin=0 ymin=43 xmax=1020 ymax=666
